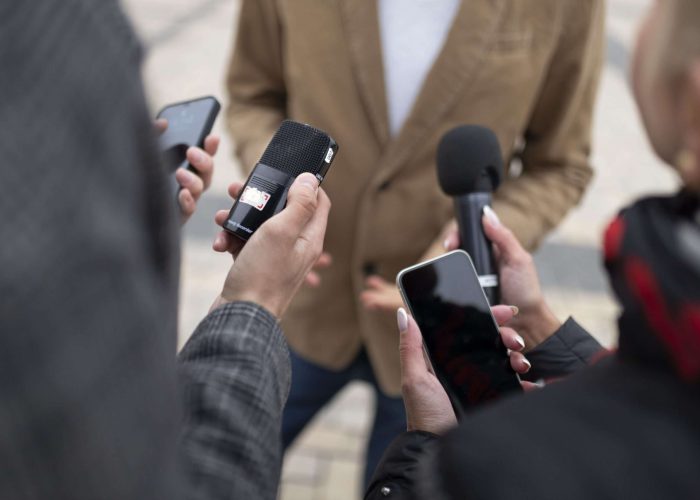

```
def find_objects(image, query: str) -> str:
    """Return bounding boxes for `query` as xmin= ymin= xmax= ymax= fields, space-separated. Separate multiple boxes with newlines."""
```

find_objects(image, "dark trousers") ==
xmin=282 ymin=349 xmax=406 ymax=489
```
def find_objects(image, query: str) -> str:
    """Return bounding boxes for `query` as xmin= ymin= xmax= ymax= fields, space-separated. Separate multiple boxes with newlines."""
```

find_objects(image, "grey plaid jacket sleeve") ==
xmin=178 ymin=301 xmax=291 ymax=500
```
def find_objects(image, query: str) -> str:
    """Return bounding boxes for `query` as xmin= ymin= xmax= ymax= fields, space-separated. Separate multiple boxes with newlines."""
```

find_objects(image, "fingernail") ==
xmin=397 ymin=308 xmax=408 ymax=333
xmin=443 ymin=238 xmax=450 ymax=250
xmin=514 ymin=334 xmax=525 ymax=349
xmin=214 ymin=234 xmax=224 ymax=248
xmin=189 ymin=148 xmax=204 ymax=163
xmin=522 ymin=358 xmax=532 ymax=371
xmin=509 ymin=305 xmax=519 ymax=316
xmin=298 ymin=173 xmax=319 ymax=191
xmin=483 ymin=205 xmax=501 ymax=227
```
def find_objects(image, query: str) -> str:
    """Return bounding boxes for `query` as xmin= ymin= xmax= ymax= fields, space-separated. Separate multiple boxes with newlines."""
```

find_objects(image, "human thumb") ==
xmin=276 ymin=172 xmax=319 ymax=233
xmin=398 ymin=308 xmax=429 ymax=384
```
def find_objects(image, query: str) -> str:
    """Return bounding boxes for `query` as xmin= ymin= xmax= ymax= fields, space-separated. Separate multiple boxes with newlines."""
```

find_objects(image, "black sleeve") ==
xmin=365 ymin=319 xmax=603 ymax=499
xmin=365 ymin=431 xmax=441 ymax=500
xmin=522 ymin=317 xmax=604 ymax=382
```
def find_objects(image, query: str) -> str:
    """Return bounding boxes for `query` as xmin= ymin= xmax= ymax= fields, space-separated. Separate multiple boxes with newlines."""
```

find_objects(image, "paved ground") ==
xmin=121 ymin=0 xmax=678 ymax=498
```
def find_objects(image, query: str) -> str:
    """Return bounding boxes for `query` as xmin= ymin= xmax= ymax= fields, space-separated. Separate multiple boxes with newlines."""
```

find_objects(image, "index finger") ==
xmin=491 ymin=305 xmax=517 ymax=326
xmin=204 ymin=134 xmax=220 ymax=156
xmin=186 ymin=146 xmax=213 ymax=189
xmin=482 ymin=208 xmax=529 ymax=266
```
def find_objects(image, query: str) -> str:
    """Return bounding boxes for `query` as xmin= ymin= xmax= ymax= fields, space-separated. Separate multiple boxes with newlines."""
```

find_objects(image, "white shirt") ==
xmin=379 ymin=0 xmax=461 ymax=137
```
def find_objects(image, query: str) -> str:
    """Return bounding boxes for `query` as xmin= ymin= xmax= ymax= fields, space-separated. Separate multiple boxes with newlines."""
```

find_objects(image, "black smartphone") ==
xmin=156 ymin=96 xmax=220 ymax=193
xmin=397 ymin=250 xmax=521 ymax=416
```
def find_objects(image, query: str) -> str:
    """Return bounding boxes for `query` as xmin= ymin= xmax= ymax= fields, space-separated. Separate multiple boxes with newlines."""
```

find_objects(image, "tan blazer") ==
xmin=226 ymin=0 xmax=604 ymax=395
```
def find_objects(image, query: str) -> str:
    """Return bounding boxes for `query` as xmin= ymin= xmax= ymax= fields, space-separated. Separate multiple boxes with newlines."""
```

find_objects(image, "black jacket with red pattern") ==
xmin=367 ymin=193 xmax=700 ymax=500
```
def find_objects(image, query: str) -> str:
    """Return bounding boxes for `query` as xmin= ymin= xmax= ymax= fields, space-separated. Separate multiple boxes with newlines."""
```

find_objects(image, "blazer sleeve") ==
xmin=225 ymin=0 xmax=287 ymax=174
xmin=178 ymin=301 xmax=291 ymax=500
xmin=493 ymin=0 xmax=605 ymax=250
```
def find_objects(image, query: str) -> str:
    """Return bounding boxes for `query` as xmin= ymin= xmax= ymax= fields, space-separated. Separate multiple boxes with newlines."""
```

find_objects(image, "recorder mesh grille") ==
xmin=259 ymin=120 xmax=332 ymax=177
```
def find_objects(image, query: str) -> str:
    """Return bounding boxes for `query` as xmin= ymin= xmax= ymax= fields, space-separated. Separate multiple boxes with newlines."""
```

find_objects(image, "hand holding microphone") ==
xmin=211 ymin=173 xmax=332 ymax=318
xmin=210 ymin=119 xmax=338 ymax=318
xmin=362 ymin=126 xmax=503 ymax=313
xmin=437 ymin=125 xmax=503 ymax=304
xmin=442 ymin=190 xmax=561 ymax=350
xmin=224 ymin=120 xmax=338 ymax=241
xmin=438 ymin=125 xmax=562 ymax=349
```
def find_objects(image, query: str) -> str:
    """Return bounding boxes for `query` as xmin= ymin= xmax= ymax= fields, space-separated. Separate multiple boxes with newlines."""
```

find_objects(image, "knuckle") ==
xmin=303 ymin=189 xmax=319 ymax=211
xmin=310 ymin=241 xmax=323 ymax=261
xmin=401 ymin=375 xmax=421 ymax=395
xmin=267 ymin=222 xmax=294 ymax=242
xmin=292 ymin=190 xmax=317 ymax=220
xmin=399 ymin=342 xmax=422 ymax=360
xmin=513 ymin=249 xmax=531 ymax=266
xmin=402 ymin=374 xmax=429 ymax=395
xmin=257 ymin=221 xmax=278 ymax=239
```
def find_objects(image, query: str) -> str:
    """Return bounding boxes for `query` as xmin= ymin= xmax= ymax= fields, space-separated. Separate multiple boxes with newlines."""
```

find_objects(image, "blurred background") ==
xmin=121 ymin=0 xmax=678 ymax=498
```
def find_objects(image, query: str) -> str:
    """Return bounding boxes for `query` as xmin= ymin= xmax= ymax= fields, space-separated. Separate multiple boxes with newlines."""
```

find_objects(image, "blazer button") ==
xmin=378 ymin=180 xmax=391 ymax=191
xmin=363 ymin=262 xmax=377 ymax=276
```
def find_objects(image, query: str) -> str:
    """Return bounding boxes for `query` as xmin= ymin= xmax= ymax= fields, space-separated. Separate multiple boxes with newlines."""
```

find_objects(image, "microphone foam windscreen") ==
xmin=260 ymin=120 xmax=334 ymax=177
xmin=436 ymin=125 xmax=503 ymax=195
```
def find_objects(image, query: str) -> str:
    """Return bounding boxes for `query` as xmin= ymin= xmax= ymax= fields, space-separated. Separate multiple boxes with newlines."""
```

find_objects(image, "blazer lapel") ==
xmin=376 ymin=0 xmax=508 ymax=183
xmin=340 ymin=0 xmax=390 ymax=148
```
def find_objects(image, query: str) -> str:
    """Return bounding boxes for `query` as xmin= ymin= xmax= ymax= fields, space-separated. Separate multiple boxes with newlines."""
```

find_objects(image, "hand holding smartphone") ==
xmin=397 ymin=250 xmax=521 ymax=417
xmin=156 ymin=96 xmax=220 ymax=197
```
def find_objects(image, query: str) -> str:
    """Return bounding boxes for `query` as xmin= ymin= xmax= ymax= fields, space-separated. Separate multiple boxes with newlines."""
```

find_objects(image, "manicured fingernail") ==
xmin=522 ymin=358 xmax=532 ymax=371
xmin=443 ymin=238 xmax=450 ymax=250
xmin=483 ymin=205 xmax=501 ymax=227
xmin=514 ymin=334 xmax=525 ymax=349
xmin=509 ymin=305 xmax=519 ymax=316
xmin=397 ymin=308 xmax=408 ymax=333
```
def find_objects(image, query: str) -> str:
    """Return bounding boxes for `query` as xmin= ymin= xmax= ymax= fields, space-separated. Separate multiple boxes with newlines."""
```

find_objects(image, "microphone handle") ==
xmin=455 ymin=192 xmax=500 ymax=305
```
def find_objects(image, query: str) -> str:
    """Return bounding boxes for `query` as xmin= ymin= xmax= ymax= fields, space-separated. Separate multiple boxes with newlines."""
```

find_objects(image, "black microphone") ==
xmin=437 ymin=125 xmax=503 ymax=304
xmin=224 ymin=120 xmax=338 ymax=240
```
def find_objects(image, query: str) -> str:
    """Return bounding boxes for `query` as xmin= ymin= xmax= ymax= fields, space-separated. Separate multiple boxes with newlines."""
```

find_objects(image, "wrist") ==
xmin=217 ymin=289 xmax=283 ymax=319
xmin=516 ymin=300 xmax=561 ymax=350
xmin=209 ymin=294 xmax=228 ymax=313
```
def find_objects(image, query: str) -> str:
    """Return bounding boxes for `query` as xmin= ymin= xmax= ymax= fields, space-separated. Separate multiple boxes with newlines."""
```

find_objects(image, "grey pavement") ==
xmin=120 ymin=0 xmax=678 ymax=498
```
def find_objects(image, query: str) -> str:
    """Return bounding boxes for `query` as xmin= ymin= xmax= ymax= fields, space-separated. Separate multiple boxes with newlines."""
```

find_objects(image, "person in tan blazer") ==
xmin=225 ymin=0 xmax=604 ymax=486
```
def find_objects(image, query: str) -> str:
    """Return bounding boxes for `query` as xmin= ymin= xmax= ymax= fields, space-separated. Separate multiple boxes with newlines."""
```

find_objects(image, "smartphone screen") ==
xmin=398 ymin=250 xmax=521 ymax=415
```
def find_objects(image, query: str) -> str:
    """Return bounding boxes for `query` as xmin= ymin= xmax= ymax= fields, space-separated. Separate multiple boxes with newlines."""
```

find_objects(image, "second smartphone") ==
xmin=156 ymin=96 xmax=221 ymax=197
xmin=397 ymin=250 xmax=521 ymax=416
